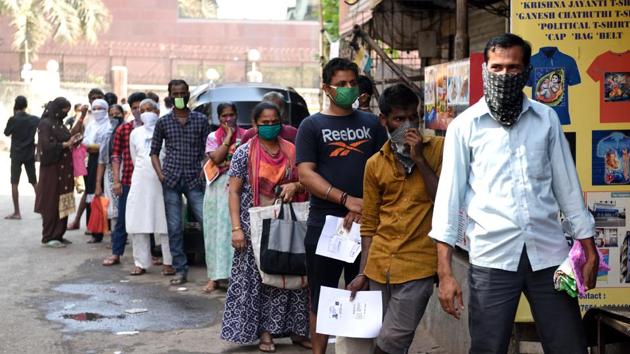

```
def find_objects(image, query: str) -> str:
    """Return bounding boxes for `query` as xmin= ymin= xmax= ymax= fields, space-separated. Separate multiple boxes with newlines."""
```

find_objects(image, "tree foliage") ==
xmin=177 ymin=0 xmax=218 ymax=19
xmin=321 ymin=0 xmax=339 ymax=42
xmin=0 ymin=0 xmax=111 ymax=57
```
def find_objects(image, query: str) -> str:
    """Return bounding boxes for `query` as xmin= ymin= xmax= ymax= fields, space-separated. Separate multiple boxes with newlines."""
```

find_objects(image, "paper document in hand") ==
xmin=316 ymin=286 xmax=382 ymax=338
xmin=315 ymin=215 xmax=361 ymax=263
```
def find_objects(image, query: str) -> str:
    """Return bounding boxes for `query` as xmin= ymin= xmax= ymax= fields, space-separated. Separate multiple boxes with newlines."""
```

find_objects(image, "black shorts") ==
xmin=304 ymin=224 xmax=360 ymax=314
xmin=10 ymin=158 xmax=36 ymax=185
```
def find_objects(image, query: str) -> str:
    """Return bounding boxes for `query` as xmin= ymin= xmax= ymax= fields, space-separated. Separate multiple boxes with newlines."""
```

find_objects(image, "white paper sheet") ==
xmin=316 ymin=286 xmax=382 ymax=338
xmin=315 ymin=215 xmax=361 ymax=263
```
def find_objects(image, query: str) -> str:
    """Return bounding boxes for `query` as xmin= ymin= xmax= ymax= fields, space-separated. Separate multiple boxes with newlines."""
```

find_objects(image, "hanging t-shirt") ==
xmin=587 ymin=51 xmax=630 ymax=124
xmin=526 ymin=47 xmax=581 ymax=125
xmin=296 ymin=110 xmax=387 ymax=227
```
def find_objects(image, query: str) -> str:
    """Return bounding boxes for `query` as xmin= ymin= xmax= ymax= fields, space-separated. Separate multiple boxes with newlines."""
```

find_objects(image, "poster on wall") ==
xmin=424 ymin=59 xmax=470 ymax=130
xmin=586 ymin=192 xmax=630 ymax=287
xmin=510 ymin=0 xmax=630 ymax=321
xmin=592 ymin=130 xmax=630 ymax=185
xmin=526 ymin=46 xmax=581 ymax=125
xmin=587 ymin=51 xmax=630 ymax=123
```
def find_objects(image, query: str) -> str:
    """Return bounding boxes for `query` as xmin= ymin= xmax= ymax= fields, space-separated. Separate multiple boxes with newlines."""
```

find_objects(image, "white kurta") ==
xmin=125 ymin=127 xmax=167 ymax=234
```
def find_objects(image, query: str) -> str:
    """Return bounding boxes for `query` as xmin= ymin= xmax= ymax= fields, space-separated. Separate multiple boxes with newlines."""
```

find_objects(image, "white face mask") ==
xmin=91 ymin=110 xmax=107 ymax=123
xmin=140 ymin=111 xmax=159 ymax=128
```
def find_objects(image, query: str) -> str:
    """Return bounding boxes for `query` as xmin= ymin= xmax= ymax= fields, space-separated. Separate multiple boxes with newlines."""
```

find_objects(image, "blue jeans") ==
xmin=163 ymin=179 xmax=205 ymax=276
xmin=111 ymin=185 xmax=130 ymax=256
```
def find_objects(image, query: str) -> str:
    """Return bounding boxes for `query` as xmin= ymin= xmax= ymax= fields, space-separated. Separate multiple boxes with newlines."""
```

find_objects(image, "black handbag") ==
xmin=260 ymin=202 xmax=307 ymax=276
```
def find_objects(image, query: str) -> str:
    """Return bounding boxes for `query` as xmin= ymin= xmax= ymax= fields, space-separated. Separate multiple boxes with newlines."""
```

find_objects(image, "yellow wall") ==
xmin=511 ymin=0 xmax=630 ymax=322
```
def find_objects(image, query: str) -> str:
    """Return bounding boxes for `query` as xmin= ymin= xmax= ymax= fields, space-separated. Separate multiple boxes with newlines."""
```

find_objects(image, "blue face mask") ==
xmin=258 ymin=123 xmax=282 ymax=140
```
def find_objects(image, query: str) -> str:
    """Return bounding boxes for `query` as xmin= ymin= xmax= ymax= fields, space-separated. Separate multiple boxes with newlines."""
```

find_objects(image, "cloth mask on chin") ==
xmin=482 ymin=63 xmax=530 ymax=128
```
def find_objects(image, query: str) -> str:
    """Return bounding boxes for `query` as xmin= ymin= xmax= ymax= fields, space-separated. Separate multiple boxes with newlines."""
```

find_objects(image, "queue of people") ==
xmin=2 ymin=33 xmax=602 ymax=354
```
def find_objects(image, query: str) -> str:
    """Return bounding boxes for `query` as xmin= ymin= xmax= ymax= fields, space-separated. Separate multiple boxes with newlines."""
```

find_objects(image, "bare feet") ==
xmin=4 ymin=213 xmax=21 ymax=220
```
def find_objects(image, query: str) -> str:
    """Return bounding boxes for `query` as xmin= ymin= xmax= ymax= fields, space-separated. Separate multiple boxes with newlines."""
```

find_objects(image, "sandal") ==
xmin=161 ymin=265 xmax=176 ymax=276
xmin=202 ymin=280 xmax=217 ymax=294
xmin=43 ymin=240 xmax=66 ymax=248
xmin=152 ymin=257 xmax=163 ymax=266
xmin=102 ymin=255 xmax=120 ymax=266
xmin=130 ymin=266 xmax=146 ymax=276
xmin=169 ymin=274 xmax=187 ymax=285
xmin=60 ymin=238 xmax=73 ymax=245
xmin=258 ymin=339 xmax=276 ymax=353
xmin=87 ymin=236 xmax=102 ymax=243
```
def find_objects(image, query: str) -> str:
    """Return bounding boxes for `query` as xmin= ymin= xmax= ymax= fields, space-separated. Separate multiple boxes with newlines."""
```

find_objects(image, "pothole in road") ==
xmin=43 ymin=281 xmax=221 ymax=333
xmin=62 ymin=312 xmax=126 ymax=321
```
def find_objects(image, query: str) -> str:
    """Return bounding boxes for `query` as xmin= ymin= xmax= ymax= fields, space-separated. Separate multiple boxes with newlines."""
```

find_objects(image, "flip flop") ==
xmin=4 ymin=214 xmax=21 ymax=220
xmin=152 ymin=257 xmax=163 ymax=266
xmin=258 ymin=339 xmax=276 ymax=353
xmin=161 ymin=265 xmax=176 ymax=276
xmin=43 ymin=240 xmax=66 ymax=248
xmin=169 ymin=274 xmax=187 ymax=285
xmin=202 ymin=280 xmax=217 ymax=294
xmin=102 ymin=256 xmax=120 ymax=266
xmin=130 ymin=266 xmax=146 ymax=276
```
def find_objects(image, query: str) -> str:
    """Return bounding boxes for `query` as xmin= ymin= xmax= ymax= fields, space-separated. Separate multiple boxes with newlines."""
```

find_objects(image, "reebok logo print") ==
xmin=322 ymin=127 xmax=371 ymax=143
xmin=321 ymin=126 xmax=372 ymax=157
xmin=328 ymin=140 xmax=369 ymax=157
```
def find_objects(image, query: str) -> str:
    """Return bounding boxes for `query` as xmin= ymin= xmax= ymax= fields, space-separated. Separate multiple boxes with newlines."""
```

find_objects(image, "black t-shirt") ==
xmin=296 ymin=110 xmax=386 ymax=226
xmin=3 ymin=111 xmax=39 ymax=161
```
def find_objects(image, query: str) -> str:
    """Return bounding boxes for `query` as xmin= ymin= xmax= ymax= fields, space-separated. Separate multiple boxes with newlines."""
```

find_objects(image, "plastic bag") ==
xmin=87 ymin=196 xmax=109 ymax=233
xmin=554 ymin=241 xmax=610 ymax=297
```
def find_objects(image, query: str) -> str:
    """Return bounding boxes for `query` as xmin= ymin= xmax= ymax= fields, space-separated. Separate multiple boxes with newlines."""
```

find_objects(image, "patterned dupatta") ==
xmin=248 ymin=136 xmax=296 ymax=207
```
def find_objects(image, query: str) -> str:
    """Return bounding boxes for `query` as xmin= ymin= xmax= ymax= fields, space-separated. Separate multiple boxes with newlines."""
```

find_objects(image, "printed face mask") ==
xmin=140 ymin=112 xmax=159 ymax=128
xmin=386 ymin=120 xmax=416 ymax=174
xmin=328 ymin=86 xmax=359 ymax=109
xmin=387 ymin=119 xmax=413 ymax=156
xmin=482 ymin=63 xmax=530 ymax=127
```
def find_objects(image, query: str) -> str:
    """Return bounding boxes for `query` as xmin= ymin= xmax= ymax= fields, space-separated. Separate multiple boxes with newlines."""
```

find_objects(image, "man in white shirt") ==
xmin=430 ymin=33 xmax=599 ymax=354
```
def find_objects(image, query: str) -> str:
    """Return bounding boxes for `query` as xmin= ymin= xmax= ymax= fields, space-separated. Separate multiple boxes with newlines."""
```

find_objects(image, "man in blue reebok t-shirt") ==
xmin=296 ymin=57 xmax=386 ymax=354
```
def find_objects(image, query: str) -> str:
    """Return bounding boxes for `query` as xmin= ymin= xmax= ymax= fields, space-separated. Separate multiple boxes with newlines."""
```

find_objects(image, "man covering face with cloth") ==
xmin=430 ymin=33 xmax=599 ymax=354
xmin=347 ymin=83 xmax=443 ymax=354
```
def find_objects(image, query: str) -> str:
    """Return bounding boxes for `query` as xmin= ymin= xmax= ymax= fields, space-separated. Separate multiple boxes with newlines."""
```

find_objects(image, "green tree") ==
xmin=321 ymin=0 xmax=339 ymax=42
xmin=0 ymin=0 xmax=110 ymax=60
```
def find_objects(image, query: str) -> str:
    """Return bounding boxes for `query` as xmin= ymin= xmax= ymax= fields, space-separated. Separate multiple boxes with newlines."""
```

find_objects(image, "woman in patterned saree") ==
xmin=221 ymin=102 xmax=311 ymax=352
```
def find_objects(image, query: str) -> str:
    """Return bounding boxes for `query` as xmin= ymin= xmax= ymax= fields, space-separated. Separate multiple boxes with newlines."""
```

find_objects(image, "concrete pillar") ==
xmin=111 ymin=66 xmax=128 ymax=102
xmin=454 ymin=0 xmax=470 ymax=60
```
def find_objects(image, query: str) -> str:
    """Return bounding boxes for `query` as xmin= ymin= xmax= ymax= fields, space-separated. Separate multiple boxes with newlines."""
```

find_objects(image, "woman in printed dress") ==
xmin=202 ymin=102 xmax=246 ymax=293
xmin=221 ymin=102 xmax=311 ymax=352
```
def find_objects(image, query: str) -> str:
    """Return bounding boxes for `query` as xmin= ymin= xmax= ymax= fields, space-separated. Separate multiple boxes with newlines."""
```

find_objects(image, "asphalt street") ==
xmin=0 ymin=151 xmax=442 ymax=354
